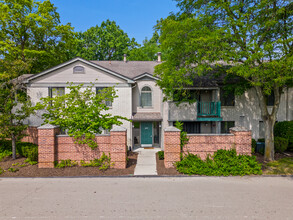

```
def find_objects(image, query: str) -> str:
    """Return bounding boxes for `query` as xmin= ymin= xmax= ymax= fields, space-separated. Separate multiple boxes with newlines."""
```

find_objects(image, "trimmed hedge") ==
xmin=274 ymin=121 xmax=293 ymax=150
xmin=274 ymin=137 xmax=288 ymax=153
xmin=176 ymin=149 xmax=262 ymax=176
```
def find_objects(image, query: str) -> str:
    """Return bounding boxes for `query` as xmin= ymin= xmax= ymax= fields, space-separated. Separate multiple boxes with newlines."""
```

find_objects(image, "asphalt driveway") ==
xmin=0 ymin=176 xmax=292 ymax=219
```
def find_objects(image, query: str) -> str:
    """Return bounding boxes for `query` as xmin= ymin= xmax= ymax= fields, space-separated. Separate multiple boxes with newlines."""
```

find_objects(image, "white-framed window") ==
xmin=73 ymin=66 xmax=85 ymax=74
xmin=48 ymin=87 xmax=65 ymax=98
xmin=141 ymin=86 xmax=152 ymax=107
xmin=96 ymin=87 xmax=112 ymax=107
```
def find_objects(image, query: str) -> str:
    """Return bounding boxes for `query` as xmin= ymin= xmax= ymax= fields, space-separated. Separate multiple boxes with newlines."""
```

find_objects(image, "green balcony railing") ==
xmin=197 ymin=102 xmax=221 ymax=117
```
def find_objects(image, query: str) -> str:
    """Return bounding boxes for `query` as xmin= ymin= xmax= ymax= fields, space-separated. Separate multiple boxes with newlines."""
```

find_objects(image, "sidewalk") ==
xmin=133 ymin=147 xmax=160 ymax=175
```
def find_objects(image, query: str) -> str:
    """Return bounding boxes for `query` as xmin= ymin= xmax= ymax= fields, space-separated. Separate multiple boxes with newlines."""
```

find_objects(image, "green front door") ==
xmin=141 ymin=122 xmax=153 ymax=145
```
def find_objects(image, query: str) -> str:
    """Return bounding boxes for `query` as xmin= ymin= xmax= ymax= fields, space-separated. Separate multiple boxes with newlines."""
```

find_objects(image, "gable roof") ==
xmin=91 ymin=61 xmax=160 ymax=79
xmin=24 ymin=57 xmax=135 ymax=84
xmin=133 ymin=72 xmax=160 ymax=81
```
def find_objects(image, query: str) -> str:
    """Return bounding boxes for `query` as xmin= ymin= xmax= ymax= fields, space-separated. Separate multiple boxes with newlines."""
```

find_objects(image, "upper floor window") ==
xmin=266 ymin=91 xmax=275 ymax=106
xmin=96 ymin=87 xmax=112 ymax=107
xmin=73 ymin=66 xmax=85 ymax=74
xmin=220 ymin=88 xmax=235 ymax=106
xmin=49 ymin=87 xmax=65 ymax=98
xmin=141 ymin=86 xmax=152 ymax=107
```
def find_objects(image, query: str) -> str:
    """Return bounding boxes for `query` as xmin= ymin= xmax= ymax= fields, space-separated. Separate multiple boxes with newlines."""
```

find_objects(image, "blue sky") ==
xmin=49 ymin=0 xmax=179 ymax=45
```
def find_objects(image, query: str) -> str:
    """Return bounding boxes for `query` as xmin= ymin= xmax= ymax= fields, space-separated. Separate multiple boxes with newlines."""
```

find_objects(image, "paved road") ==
xmin=0 ymin=177 xmax=292 ymax=220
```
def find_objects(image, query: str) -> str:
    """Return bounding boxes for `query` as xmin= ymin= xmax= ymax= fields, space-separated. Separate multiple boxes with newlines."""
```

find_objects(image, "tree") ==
xmin=155 ymin=0 xmax=293 ymax=161
xmin=75 ymin=19 xmax=138 ymax=61
xmin=0 ymin=59 xmax=35 ymax=159
xmin=35 ymin=83 xmax=129 ymax=149
xmin=0 ymin=0 xmax=77 ymax=74
xmin=128 ymin=31 xmax=162 ymax=61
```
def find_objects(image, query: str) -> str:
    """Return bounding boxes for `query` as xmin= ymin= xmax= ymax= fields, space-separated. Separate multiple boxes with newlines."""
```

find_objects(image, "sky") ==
xmin=49 ymin=0 xmax=179 ymax=45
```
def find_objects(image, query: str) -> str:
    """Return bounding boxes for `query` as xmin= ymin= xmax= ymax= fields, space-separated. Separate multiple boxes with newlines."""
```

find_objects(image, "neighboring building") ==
xmin=23 ymin=56 xmax=293 ymax=149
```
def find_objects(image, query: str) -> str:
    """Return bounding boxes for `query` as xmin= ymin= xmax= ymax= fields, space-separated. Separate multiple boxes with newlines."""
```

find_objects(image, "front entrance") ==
xmin=141 ymin=122 xmax=153 ymax=146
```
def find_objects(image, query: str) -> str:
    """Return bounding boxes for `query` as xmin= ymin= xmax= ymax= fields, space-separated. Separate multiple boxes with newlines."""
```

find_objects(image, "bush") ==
xmin=16 ymin=142 xmax=38 ymax=162
xmin=274 ymin=137 xmax=288 ymax=153
xmin=54 ymin=159 xmax=78 ymax=168
xmin=274 ymin=121 xmax=293 ymax=150
xmin=176 ymin=149 xmax=262 ymax=176
xmin=80 ymin=153 xmax=112 ymax=170
xmin=158 ymin=151 xmax=164 ymax=160
xmin=258 ymin=138 xmax=265 ymax=142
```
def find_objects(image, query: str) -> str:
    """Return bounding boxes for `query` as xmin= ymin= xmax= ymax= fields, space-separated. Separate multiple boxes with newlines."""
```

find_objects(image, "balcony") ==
xmin=197 ymin=102 xmax=222 ymax=121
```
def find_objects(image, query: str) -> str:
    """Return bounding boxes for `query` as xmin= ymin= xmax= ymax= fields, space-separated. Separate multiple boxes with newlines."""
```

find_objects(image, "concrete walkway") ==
xmin=133 ymin=147 xmax=160 ymax=175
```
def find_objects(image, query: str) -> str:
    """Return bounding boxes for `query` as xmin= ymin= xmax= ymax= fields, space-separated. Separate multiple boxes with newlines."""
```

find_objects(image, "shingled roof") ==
xmin=91 ymin=61 xmax=160 ymax=79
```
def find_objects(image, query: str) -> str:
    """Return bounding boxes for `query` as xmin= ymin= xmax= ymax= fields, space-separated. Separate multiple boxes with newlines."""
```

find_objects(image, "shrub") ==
xmin=158 ymin=151 xmax=164 ymax=160
xmin=274 ymin=121 xmax=293 ymax=150
xmin=274 ymin=137 xmax=288 ymax=153
xmin=80 ymin=153 xmax=112 ymax=170
xmin=0 ymin=167 xmax=4 ymax=175
xmin=176 ymin=149 xmax=262 ymax=176
xmin=258 ymin=138 xmax=265 ymax=142
xmin=8 ymin=167 xmax=19 ymax=172
xmin=54 ymin=159 xmax=78 ymax=168
xmin=16 ymin=142 xmax=38 ymax=162
xmin=0 ymin=150 xmax=12 ymax=161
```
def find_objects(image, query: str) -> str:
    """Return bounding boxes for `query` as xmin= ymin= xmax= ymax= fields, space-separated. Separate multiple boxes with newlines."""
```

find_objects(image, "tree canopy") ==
xmin=0 ymin=0 xmax=77 ymax=74
xmin=155 ymin=0 xmax=293 ymax=161
xmin=128 ymin=31 xmax=162 ymax=61
xmin=75 ymin=19 xmax=138 ymax=61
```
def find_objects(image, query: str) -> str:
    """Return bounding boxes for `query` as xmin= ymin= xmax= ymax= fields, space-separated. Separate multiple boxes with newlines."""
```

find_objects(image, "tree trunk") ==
xmin=12 ymin=133 xmax=16 ymax=160
xmin=264 ymin=117 xmax=275 ymax=161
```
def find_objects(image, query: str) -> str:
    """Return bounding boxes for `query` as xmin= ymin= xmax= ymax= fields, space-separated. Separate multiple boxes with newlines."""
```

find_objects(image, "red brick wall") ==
xmin=21 ymin=127 xmax=38 ymax=145
xmin=164 ymin=127 xmax=252 ymax=168
xmin=38 ymin=125 xmax=127 ymax=169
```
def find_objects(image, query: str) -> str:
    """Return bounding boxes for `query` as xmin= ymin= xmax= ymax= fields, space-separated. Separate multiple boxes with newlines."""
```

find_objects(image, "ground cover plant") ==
xmin=80 ymin=153 xmax=112 ymax=170
xmin=264 ymin=158 xmax=293 ymax=175
xmin=176 ymin=149 xmax=262 ymax=176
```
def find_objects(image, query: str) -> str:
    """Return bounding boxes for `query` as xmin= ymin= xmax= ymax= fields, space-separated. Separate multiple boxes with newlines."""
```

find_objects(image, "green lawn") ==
xmin=264 ymin=158 xmax=293 ymax=175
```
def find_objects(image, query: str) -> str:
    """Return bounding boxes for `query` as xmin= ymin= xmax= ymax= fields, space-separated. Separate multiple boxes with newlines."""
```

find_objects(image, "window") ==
xmin=259 ymin=121 xmax=265 ymax=139
xmin=221 ymin=121 xmax=235 ymax=134
xmin=96 ymin=87 xmax=112 ymax=107
xmin=266 ymin=91 xmax=275 ymax=106
xmin=49 ymin=87 xmax=65 ymax=98
xmin=73 ymin=66 xmax=85 ymax=74
xmin=220 ymin=88 xmax=235 ymax=106
xmin=173 ymin=121 xmax=201 ymax=134
xmin=141 ymin=86 xmax=152 ymax=107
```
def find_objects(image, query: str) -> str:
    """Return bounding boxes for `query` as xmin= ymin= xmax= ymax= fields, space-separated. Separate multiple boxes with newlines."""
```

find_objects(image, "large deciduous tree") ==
xmin=0 ymin=0 xmax=77 ymax=74
xmin=155 ymin=0 xmax=293 ymax=161
xmin=75 ymin=19 xmax=138 ymax=61
xmin=128 ymin=31 xmax=163 ymax=61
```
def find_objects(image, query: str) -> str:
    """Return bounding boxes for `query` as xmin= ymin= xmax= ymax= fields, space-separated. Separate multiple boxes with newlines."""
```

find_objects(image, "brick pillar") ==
xmin=38 ymin=124 xmax=60 ymax=168
xmin=164 ymin=126 xmax=181 ymax=168
xmin=230 ymin=127 xmax=252 ymax=156
xmin=110 ymin=126 xmax=127 ymax=169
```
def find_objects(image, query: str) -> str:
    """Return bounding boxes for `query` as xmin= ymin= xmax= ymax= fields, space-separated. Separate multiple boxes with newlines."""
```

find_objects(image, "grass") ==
xmin=265 ymin=158 xmax=293 ymax=175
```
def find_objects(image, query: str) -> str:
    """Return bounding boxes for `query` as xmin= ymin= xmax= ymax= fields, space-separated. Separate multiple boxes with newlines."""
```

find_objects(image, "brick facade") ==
xmin=38 ymin=124 xmax=127 ymax=169
xmin=21 ymin=126 xmax=38 ymax=145
xmin=164 ymin=126 xmax=252 ymax=168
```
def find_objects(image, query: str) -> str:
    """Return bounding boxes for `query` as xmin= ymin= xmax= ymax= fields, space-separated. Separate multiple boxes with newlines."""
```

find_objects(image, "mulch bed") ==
xmin=0 ymin=152 xmax=138 ymax=177
xmin=156 ymin=152 xmax=183 ymax=176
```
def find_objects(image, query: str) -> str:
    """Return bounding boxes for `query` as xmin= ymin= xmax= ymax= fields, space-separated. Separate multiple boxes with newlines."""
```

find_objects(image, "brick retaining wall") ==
xmin=164 ymin=126 xmax=252 ymax=168
xmin=38 ymin=124 xmax=127 ymax=169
